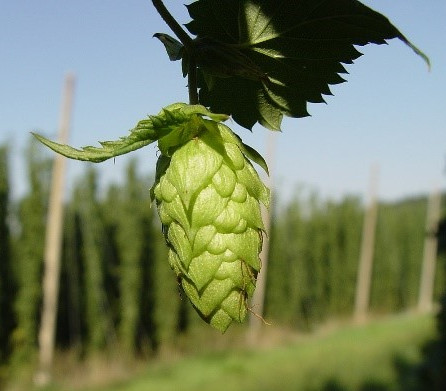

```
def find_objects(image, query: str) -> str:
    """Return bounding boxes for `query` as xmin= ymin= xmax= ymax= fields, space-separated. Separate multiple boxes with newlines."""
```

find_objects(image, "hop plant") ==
xmin=152 ymin=116 xmax=269 ymax=331
xmin=35 ymin=103 xmax=269 ymax=331
xmin=35 ymin=0 xmax=428 ymax=332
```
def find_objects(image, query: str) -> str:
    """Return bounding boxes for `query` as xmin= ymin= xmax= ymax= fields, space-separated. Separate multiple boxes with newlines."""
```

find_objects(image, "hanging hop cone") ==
xmin=33 ymin=103 xmax=269 ymax=332
xmin=151 ymin=113 xmax=270 ymax=332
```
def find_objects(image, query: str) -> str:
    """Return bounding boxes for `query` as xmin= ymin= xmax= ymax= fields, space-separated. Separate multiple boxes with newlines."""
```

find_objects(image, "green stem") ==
xmin=152 ymin=0 xmax=192 ymax=47
xmin=152 ymin=0 xmax=198 ymax=104
xmin=188 ymin=57 xmax=199 ymax=104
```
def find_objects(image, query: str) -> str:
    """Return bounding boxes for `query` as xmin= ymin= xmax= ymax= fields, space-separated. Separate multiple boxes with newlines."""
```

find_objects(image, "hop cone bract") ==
xmin=152 ymin=115 xmax=269 ymax=332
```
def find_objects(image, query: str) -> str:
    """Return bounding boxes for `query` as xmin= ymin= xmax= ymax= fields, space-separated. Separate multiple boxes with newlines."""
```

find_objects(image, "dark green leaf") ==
xmin=186 ymin=0 xmax=429 ymax=130
xmin=154 ymin=33 xmax=184 ymax=61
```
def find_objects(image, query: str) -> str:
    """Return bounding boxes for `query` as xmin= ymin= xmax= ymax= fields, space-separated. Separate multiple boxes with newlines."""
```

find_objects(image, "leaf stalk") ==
xmin=188 ymin=56 xmax=198 ymax=104
xmin=152 ymin=0 xmax=198 ymax=104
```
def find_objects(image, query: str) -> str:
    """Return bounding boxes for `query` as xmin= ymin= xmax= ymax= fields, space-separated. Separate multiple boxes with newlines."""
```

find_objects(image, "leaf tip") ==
xmin=398 ymin=34 xmax=431 ymax=71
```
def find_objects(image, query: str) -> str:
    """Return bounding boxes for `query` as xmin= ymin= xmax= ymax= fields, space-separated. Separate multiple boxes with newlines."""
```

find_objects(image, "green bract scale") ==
xmin=152 ymin=114 xmax=269 ymax=332
xmin=34 ymin=103 xmax=269 ymax=332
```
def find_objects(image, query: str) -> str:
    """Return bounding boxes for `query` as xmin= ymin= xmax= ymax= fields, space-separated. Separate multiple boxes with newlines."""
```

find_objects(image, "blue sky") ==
xmin=1 ymin=0 xmax=445 ymax=204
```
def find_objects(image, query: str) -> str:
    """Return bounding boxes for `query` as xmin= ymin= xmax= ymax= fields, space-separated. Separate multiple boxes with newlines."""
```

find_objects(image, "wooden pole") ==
xmin=35 ymin=73 xmax=75 ymax=386
xmin=248 ymin=131 xmax=276 ymax=342
xmin=417 ymin=189 xmax=441 ymax=313
xmin=354 ymin=165 xmax=379 ymax=323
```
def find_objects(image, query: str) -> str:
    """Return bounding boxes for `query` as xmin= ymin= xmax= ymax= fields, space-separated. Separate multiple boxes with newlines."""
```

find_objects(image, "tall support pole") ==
xmin=35 ymin=73 xmax=75 ymax=386
xmin=417 ymin=189 xmax=442 ymax=313
xmin=248 ymin=131 xmax=276 ymax=342
xmin=354 ymin=165 xmax=379 ymax=324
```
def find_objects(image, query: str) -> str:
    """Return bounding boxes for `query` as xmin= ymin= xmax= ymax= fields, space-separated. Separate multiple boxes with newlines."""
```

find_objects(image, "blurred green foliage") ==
xmin=9 ymin=140 xmax=50 ymax=364
xmin=266 ymin=194 xmax=363 ymax=328
xmin=0 ymin=145 xmax=15 ymax=362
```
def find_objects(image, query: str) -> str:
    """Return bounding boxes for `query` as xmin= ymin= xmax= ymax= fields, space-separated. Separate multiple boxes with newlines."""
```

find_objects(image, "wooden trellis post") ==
xmin=417 ymin=189 xmax=441 ymax=313
xmin=35 ymin=73 xmax=75 ymax=386
xmin=248 ymin=131 xmax=276 ymax=342
xmin=354 ymin=165 xmax=379 ymax=323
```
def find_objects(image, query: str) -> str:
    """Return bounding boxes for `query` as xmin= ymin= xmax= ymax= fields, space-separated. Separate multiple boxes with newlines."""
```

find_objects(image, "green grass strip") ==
xmin=82 ymin=313 xmax=434 ymax=391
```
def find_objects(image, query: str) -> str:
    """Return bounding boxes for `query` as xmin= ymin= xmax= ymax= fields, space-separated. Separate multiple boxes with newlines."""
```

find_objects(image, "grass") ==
xmin=65 ymin=312 xmax=434 ymax=391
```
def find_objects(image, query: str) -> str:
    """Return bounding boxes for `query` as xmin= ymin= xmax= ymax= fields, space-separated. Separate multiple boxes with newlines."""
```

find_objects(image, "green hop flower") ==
xmin=152 ymin=116 xmax=269 ymax=332
xmin=34 ymin=102 xmax=269 ymax=333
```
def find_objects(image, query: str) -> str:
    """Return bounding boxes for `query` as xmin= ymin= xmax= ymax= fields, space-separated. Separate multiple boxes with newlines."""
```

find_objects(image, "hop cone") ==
xmin=152 ymin=115 xmax=269 ymax=332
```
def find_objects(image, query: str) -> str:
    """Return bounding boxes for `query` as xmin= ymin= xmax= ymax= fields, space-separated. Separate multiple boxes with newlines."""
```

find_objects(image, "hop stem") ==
xmin=152 ymin=0 xmax=198 ymax=104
